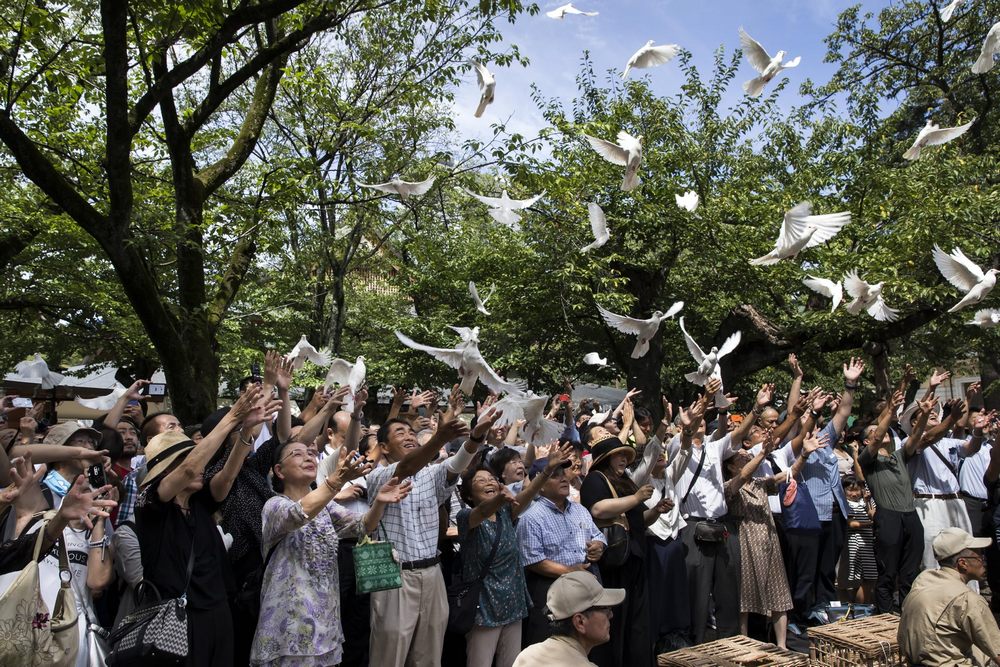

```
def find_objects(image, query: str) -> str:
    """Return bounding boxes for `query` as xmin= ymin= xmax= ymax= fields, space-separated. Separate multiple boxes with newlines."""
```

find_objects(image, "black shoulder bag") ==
xmin=106 ymin=540 xmax=195 ymax=665
xmin=447 ymin=516 xmax=504 ymax=635
xmin=594 ymin=472 xmax=630 ymax=569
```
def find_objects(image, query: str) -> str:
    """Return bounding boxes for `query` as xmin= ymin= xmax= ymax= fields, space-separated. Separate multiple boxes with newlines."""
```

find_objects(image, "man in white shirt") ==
xmin=512 ymin=571 xmax=624 ymax=667
xmin=669 ymin=382 xmax=765 ymax=644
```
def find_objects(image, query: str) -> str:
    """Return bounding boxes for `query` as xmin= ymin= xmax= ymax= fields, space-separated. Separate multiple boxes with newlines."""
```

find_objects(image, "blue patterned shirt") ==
xmin=516 ymin=496 xmax=605 ymax=567
xmin=794 ymin=422 xmax=848 ymax=521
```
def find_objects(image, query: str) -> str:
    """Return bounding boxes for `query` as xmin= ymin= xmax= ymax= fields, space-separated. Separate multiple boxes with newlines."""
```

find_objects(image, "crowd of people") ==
xmin=2 ymin=349 xmax=1000 ymax=667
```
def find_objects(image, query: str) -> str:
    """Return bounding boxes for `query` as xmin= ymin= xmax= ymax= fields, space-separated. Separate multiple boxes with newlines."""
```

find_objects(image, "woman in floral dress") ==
xmin=250 ymin=442 xmax=411 ymax=666
xmin=724 ymin=431 xmax=827 ymax=649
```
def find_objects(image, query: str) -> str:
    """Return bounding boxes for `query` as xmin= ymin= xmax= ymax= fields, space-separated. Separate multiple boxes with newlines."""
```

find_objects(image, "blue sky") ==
xmin=451 ymin=0 xmax=896 ymax=141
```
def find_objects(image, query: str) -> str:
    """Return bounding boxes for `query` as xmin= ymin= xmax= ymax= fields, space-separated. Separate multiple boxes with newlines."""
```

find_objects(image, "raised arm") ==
xmin=588 ymin=481 xmax=653 ymax=520
xmin=780 ymin=431 xmax=829 ymax=483
xmin=397 ymin=418 xmax=470 ymax=481
xmin=300 ymin=455 xmax=373 ymax=519
xmin=157 ymin=386 xmax=258 ymax=502
xmin=921 ymin=399 xmax=966 ymax=446
xmin=514 ymin=442 xmax=573 ymax=518
xmin=296 ymin=386 xmax=349 ymax=449
xmin=728 ymin=440 xmax=773 ymax=493
xmin=209 ymin=395 xmax=282 ymax=502
xmin=787 ymin=353 xmax=804 ymax=409
xmin=361 ymin=477 xmax=413 ymax=534
xmin=732 ymin=383 xmax=775 ymax=446
xmin=104 ymin=380 xmax=148 ymax=430
xmin=268 ymin=351 xmax=294 ymax=444
xmin=831 ymin=357 xmax=865 ymax=434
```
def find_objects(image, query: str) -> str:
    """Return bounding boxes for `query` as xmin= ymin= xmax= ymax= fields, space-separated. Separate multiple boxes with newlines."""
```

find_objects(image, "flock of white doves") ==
xmin=301 ymin=2 xmax=1000 ymax=436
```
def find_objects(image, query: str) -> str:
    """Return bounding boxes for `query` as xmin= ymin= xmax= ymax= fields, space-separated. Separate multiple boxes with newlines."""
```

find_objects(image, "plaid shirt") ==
xmin=112 ymin=464 xmax=138 ymax=528
xmin=516 ymin=496 xmax=605 ymax=567
xmin=368 ymin=461 xmax=456 ymax=563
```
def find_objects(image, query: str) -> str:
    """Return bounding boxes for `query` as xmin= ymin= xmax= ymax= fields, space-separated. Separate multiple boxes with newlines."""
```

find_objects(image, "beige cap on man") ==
xmin=933 ymin=527 xmax=992 ymax=561
xmin=545 ymin=571 xmax=625 ymax=621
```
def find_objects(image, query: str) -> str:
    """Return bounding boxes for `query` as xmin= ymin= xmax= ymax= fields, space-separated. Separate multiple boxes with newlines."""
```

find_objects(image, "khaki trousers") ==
xmin=369 ymin=564 xmax=448 ymax=667
xmin=466 ymin=621 xmax=521 ymax=667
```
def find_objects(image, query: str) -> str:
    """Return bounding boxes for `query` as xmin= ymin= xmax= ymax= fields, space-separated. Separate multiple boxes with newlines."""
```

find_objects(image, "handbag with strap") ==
xmin=354 ymin=523 xmax=402 ymax=594
xmin=106 ymin=540 xmax=195 ymax=666
xmin=594 ymin=472 xmax=630 ymax=568
xmin=446 ymin=514 xmax=504 ymax=635
xmin=0 ymin=520 xmax=79 ymax=667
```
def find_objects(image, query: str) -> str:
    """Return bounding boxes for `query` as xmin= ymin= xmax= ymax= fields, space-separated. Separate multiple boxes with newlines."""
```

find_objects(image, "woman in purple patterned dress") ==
xmin=250 ymin=442 xmax=411 ymax=666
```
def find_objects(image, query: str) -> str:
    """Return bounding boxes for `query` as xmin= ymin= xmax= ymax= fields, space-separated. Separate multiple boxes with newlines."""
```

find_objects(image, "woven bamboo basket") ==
xmin=807 ymin=613 xmax=904 ymax=666
xmin=658 ymin=636 xmax=810 ymax=666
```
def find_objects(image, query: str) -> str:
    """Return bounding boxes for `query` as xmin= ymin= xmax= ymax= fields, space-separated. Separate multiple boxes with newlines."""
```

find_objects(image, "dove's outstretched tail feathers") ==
xmin=685 ymin=371 xmax=710 ymax=385
xmin=743 ymin=77 xmax=766 ymax=98
xmin=845 ymin=299 xmax=865 ymax=316
xmin=622 ymin=169 xmax=640 ymax=192
xmin=474 ymin=96 xmax=491 ymax=118
xmin=459 ymin=369 xmax=478 ymax=395
xmin=902 ymin=145 xmax=922 ymax=161
xmin=631 ymin=339 xmax=650 ymax=359
xmin=973 ymin=52 xmax=997 ymax=75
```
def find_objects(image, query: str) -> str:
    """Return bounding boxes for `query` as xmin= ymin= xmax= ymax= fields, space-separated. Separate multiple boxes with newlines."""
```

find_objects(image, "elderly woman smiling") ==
xmin=458 ymin=416 xmax=574 ymax=667
xmin=250 ymin=440 xmax=412 ymax=666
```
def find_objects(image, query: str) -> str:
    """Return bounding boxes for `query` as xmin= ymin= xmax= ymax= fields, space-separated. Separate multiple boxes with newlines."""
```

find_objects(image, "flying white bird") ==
xmin=468 ymin=282 xmax=495 ymax=316
xmin=546 ymin=3 xmax=598 ymax=19
xmin=583 ymin=131 xmax=643 ymax=191
xmin=75 ymin=383 xmax=126 ymax=411
xmin=738 ymin=27 xmax=801 ymax=97
xmin=13 ymin=353 xmax=64 ymax=390
xmin=844 ymin=270 xmax=900 ymax=322
xmin=356 ymin=177 xmax=435 ymax=199
xmin=323 ymin=355 xmax=366 ymax=412
xmin=583 ymin=352 xmax=608 ymax=367
xmin=939 ymin=0 xmax=963 ymax=22
xmin=394 ymin=330 xmax=524 ymax=395
xmin=287 ymin=335 xmax=332 ymax=369
xmin=968 ymin=308 xmax=1000 ymax=328
xmin=932 ymin=245 xmax=998 ymax=312
xmin=678 ymin=317 xmax=741 ymax=407
xmin=973 ymin=21 xmax=1000 ymax=74
xmin=622 ymin=40 xmax=680 ymax=79
xmin=802 ymin=275 xmax=844 ymax=312
xmin=460 ymin=188 xmax=545 ymax=227
xmin=596 ymin=301 xmax=683 ymax=359
xmin=470 ymin=60 xmax=495 ymax=118
xmin=675 ymin=190 xmax=699 ymax=212
xmin=749 ymin=202 xmax=851 ymax=266
xmin=448 ymin=325 xmax=481 ymax=346
xmin=580 ymin=203 xmax=610 ymax=253
xmin=903 ymin=119 xmax=975 ymax=160
xmin=493 ymin=392 xmax=564 ymax=445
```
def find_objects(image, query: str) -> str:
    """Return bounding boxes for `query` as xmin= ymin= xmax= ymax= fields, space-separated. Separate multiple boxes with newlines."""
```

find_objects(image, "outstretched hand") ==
xmin=375 ymin=477 xmax=413 ymax=504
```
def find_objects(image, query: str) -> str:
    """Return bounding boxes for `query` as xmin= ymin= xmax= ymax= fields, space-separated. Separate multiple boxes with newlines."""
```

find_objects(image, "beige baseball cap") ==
xmin=932 ymin=527 xmax=991 ymax=561
xmin=545 ymin=571 xmax=625 ymax=621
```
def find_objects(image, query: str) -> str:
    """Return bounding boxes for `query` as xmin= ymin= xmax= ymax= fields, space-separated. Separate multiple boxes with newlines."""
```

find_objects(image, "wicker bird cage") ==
xmin=807 ymin=613 xmax=903 ymax=666
xmin=658 ymin=635 xmax=810 ymax=666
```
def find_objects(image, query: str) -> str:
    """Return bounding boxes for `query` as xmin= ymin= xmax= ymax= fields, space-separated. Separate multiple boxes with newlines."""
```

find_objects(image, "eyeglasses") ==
xmin=280 ymin=449 xmax=318 ymax=462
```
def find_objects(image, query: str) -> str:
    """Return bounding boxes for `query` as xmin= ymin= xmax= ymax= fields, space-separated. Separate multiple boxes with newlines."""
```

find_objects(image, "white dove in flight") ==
xmin=470 ymin=60 xmax=495 ymax=118
xmin=460 ymin=188 xmax=545 ymax=227
xmin=932 ymin=245 xmax=998 ymax=312
xmin=76 ymin=383 xmax=127 ymax=411
xmin=802 ymin=275 xmax=844 ymax=312
xmin=675 ymin=190 xmax=699 ymax=212
xmin=468 ymin=282 xmax=495 ymax=316
xmin=622 ymin=40 xmax=680 ymax=79
xmin=968 ymin=309 xmax=1000 ymax=328
xmin=596 ymin=301 xmax=683 ymax=359
xmin=323 ymin=355 xmax=366 ymax=412
xmin=493 ymin=392 xmax=564 ymax=445
xmin=583 ymin=131 xmax=643 ymax=191
xmin=394 ymin=330 xmax=524 ymax=395
xmin=580 ymin=203 xmax=610 ymax=253
xmin=939 ymin=0 xmax=963 ymax=22
xmin=287 ymin=335 xmax=332 ymax=369
xmin=973 ymin=22 xmax=1000 ymax=73
xmin=749 ymin=202 xmax=851 ymax=266
xmin=738 ymin=27 xmax=801 ymax=97
xmin=356 ymin=176 xmax=435 ymax=199
xmin=546 ymin=3 xmax=598 ymax=19
xmin=844 ymin=270 xmax=900 ymax=322
xmin=448 ymin=325 xmax=481 ymax=346
xmin=903 ymin=118 xmax=975 ymax=160
xmin=679 ymin=317 xmax=741 ymax=407
xmin=13 ymin=353 xmax=64 ymax=390
xmin=583 ymin=352 xmax=607 ymax=367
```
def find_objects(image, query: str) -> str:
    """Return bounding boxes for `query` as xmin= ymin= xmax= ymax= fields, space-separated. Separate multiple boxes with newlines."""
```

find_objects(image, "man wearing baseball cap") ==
xmin=899 ymin=527 xmax=1000 ymax=666
xmin=512 ymin=571 xmax=624 ymax=667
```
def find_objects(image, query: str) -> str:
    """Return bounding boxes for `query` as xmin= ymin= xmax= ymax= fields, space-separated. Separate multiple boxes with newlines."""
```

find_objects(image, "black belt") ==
xmin=961 ymin=491 xmax=987 ymax=502
xmin=914 ymin=492 xmax=959 ymax=500
xmin=400 ymin=555 xmax=439 ymax=570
